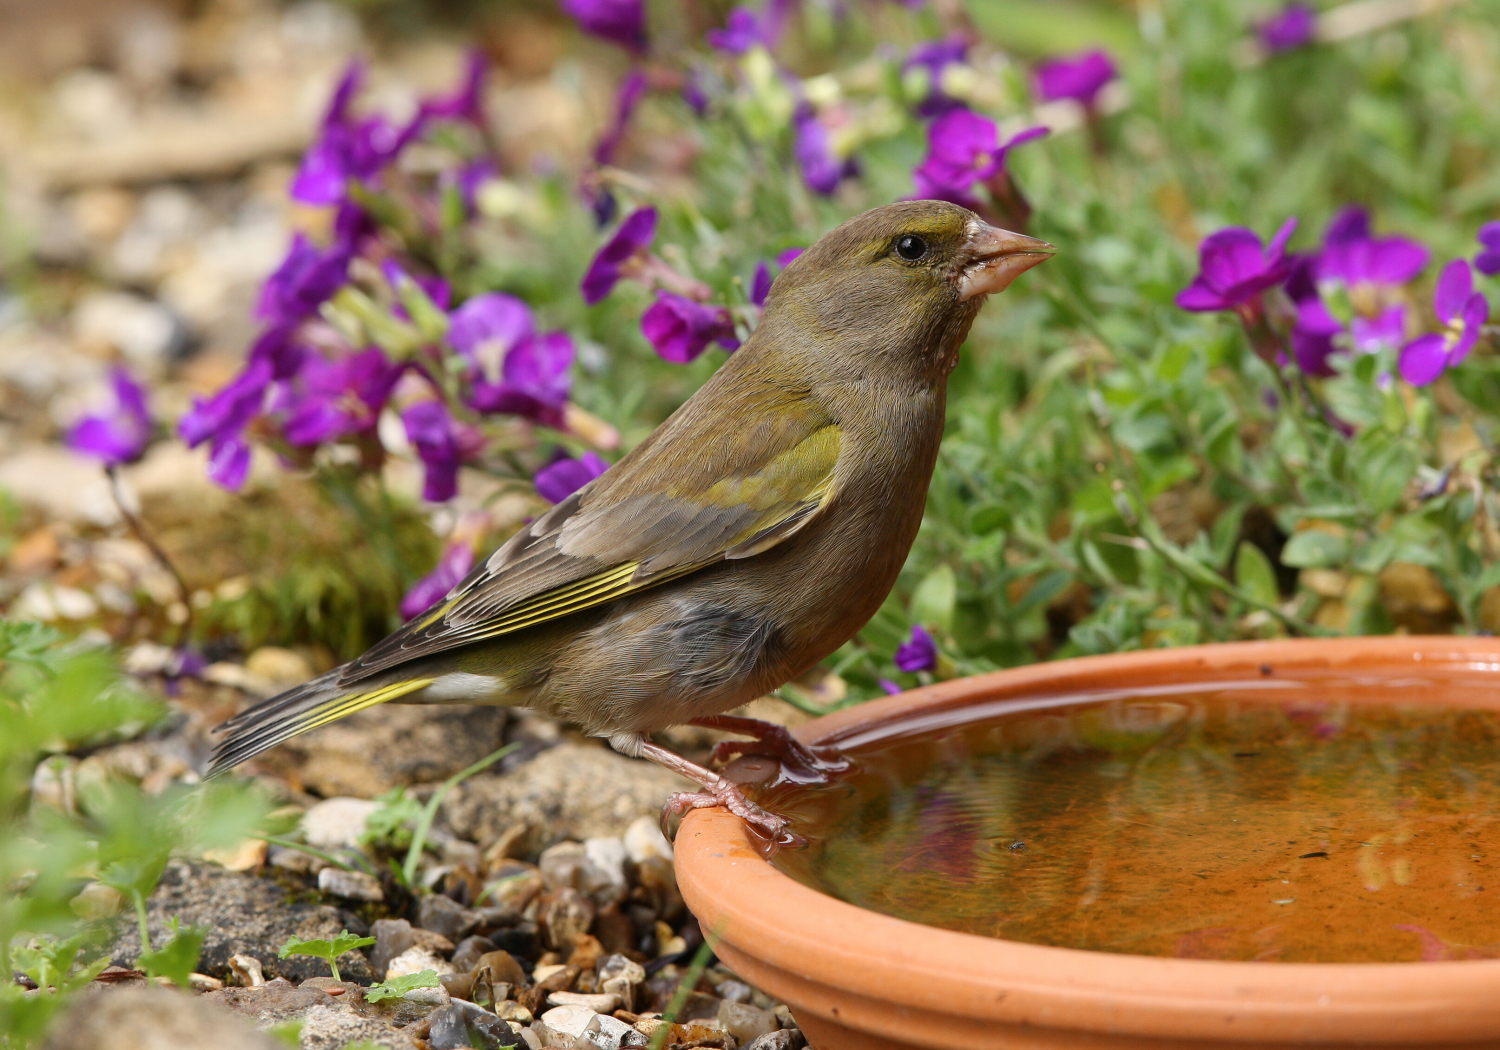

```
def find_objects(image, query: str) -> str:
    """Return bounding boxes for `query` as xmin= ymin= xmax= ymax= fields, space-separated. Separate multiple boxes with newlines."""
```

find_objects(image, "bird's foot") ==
xmin=692 ymin=714 xmax=853 ymax=784
xmin=661 ymin=780 xmax=803 ymax=849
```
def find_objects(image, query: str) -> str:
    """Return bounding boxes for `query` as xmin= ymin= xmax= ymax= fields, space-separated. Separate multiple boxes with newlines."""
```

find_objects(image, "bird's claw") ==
xmin=661 ymin=779 xmax=804 ymax=851
xmin=697 ymin=717 xmax=854 ymax=785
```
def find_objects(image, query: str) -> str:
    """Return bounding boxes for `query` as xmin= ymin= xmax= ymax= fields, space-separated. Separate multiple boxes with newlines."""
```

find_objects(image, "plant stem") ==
xmin=105 ymin=465 xmax=193 ymax=646
xmin=648 ymin=938 xmax=715 ymax=1050
xmin=402 ymin=743 xmax=518 ymax=888
xmin=132 ymin=888 xmax=151 ymax=955
xmin=261 ymin=835 xmax=364 ymax=874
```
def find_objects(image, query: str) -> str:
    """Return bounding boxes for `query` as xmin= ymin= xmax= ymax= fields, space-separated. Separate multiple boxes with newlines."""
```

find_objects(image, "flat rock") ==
xmin=296 ymin=1003 xmax=417 ymax=1050
xmin=42 ymin=985 xmax=284 ymax=1050
xmin=256 ymin=705 xmax=509 ymax=798
xmin=109 ymin=859 xmax=375 ymax=984
xmin=441 ymin=743 xmax=689 ymax=851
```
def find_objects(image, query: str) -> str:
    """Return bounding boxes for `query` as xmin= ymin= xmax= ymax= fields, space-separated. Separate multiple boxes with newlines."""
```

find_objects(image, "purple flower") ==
xmin=594 ymin=70 xmax=648 ymax=167
xmin=750 ymin=261 xmax=773 ymax=307
xmin=70 ymin=368 xmax=151 ymax=466
xmin=382 ymin=259 xmax=452 ymax=317
xmin=448 ymin=292 xmax=535 ymax=367
xmin=912 ymin=108 xmax=1047 ymax=209
xmin=281 ymin=348 xmax=400 ymax=447
xmin=1290 ymin=293 xmax=1342 ymax=375
xmin=534 ymin=450 xmax=610 ymax=503
xmin=776 ymin=247 xmax=804 ymax=267
xmin=894 ymin=624 xmax=938 ymax=673
xmin=207 ymin=436 xmax=251 ymax=490
xmin=1317 ymin=233 xmax=1429 ymax=293
xmin=793 ymin=105 xmax=856 ymax=196
xmin=683 ymin=69 xmax=710 ymax=115
xmin=401 ymin=541 xmax=475 ymax=620
xmin=904 ymin=37 xmax=968 ymax=116
xmin=878 ymin=678 xmax=904 ymax=696
xmin=581 ymin=207 xmax=657 ymax=304
xmin=403 ymin=400 xmax=464 ymax=502
xmin=1398 ymin=260 xmax=1489 ymax=386
xmin=419 ymin=48 xmax=487 ymax=126
xmin=641 ymin=292 xmax=739 ymax=363
xmin=561 ymin=0 xmax=647 ymax=54
xmin=179 ymin=356 xmax=273 ymax=451
xmin=1259 ymin=3 xmax=1317 ymax=53
xmin=471 ymin=332 xmax=575 ymax=428
xmin=291 ymin=62 xmax=404 ymax=206
xmin=257 ymin=233 xmax=352 ymax=327
xmin=1476 ymin=222 xmax=1500 ymax=276
xmin=1324 ymin=206 xmax=1370 ymax=246
xmin=1351 ymin=305 xmax=1406 ymax=354
xmin=1034 ymin=49 xmax=1117 ymax=108
xmin=707 ymin=7 xmax=764 ymax=53
xmin=1175 ymin=218 xmax=1298 ymax=312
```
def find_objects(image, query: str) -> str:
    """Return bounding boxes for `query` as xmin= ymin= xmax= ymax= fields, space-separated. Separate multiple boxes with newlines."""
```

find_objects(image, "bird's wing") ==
xmin=340 ymin=402 xmax=841 ymax=684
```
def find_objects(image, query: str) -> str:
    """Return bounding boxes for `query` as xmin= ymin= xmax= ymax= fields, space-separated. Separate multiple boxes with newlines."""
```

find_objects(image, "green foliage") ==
xmin=277 ymin=930 xmax=376 ymax=983
xmin=0 ymin=622 xmax=273 ymax=1047
xmin=358 ymin=788 xmax=423 ymax=854
xmin=361 ymin=969 xmax=440 ymax=1003
xmin=135 ymin=917 xmax=208 ymax=989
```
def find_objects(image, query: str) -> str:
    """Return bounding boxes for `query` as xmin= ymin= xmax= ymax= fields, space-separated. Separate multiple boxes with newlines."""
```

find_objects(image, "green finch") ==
xmin=207 ymin=200 xmax=1052 ymax=838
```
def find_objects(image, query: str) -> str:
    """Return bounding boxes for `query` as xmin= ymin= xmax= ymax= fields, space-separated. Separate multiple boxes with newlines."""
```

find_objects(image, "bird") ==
xmin=206 ymin=200 xmax=1053 ymax=841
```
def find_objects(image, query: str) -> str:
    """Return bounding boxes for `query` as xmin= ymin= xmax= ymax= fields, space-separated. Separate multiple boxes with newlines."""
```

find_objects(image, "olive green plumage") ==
xmin=207 ymin=200 xmax=1051 ymax=776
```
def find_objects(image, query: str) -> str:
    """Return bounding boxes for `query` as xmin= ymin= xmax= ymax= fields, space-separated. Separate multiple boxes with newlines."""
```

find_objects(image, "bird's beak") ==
xmin=957 ymin=221 xmax=1055 ymax=301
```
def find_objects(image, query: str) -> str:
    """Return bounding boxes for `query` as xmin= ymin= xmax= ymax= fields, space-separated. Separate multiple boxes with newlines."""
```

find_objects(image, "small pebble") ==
xmin=719 ymin=999 xmax=779 ymax=1043
xmin=419 ymin=892 xmax=482 ymax=941
xmin=301 ymin=797 xmax=380 ymax=851
xmin=317 ymin=866 xmax=384 ymax=902
xmin=717 ymin=979 xmax=753 ymax=1004
xmin=546 ymin=990 xmax=620 ymax=1014
xmin=539 ymin=1003 xmax=598 ymax=1041
xmin=227 ymin=954 xmax=264 ymax=988
xmin=744 ymin=1032 xmax=807 ymax=1050
xmin=386 ymin=945 xmax=455 ymax=979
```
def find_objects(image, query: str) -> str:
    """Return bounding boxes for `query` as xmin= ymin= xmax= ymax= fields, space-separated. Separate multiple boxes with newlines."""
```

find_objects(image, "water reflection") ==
xmin=762 ymin=678 xmax=1500 ymax=963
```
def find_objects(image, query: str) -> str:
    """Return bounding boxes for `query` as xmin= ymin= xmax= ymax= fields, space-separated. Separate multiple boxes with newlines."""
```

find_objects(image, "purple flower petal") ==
xmin=1034 ymin=49 xmax=1117 ymax=107
xmin=401 ymin=541 xmax=476 ymax=620
xmin=878 ymin=678 xmax=903 ymax=696
xmin=1176 ymin=220 xmax=1296 ymax=312
xmin=707 ymin=8 xmax=763 ymax=53
xmin=1448 ymin=292 xmax=1490 ymax=367
xmin=448 ymin=292 xmax=535 ymax=371
xmin=640 ymin=292 xmax=739 ymax=363
xmin=593 ymin=70 xmax=648 ymax=167
xmin=206 ymin=435 xmax=251 ymax=490
xmin=1434 ymin=258 xmax=1473 ymax=325
xmin=257 ymin=233 xmax=352 ymax=326
xmin=904 ymin=36 xmax=968 ymax=116
xmin=403 ymin=400 xmax=462 ymax=502
xmin=1259 ymin=3 xmax=1316 ymax=53
xmin=471 ymin=331 xmax=575 ymax=427
xmin=1324 ymin=206 xmax=1370 ymax=246
xmin=281 ymin=348 xmax=398 ymax=446
xmin=793 ymin=105 xmax=852 ymax=196
xmin=1350 ymin=305 xmax=1406 ymax=354
xmin=1398 ymin=332 xmax=1449 ymax=386
xmin=534 ymin=450 xmax=610 ymax=503
xmin=894 ymin=624 xmax=937 ymax=673
xmin=69 ymin=368 xmax=153 ymax=466
xmin=1318 ymin=236 xmax=1429 ymax=288
xmin=561 ymin=0 xmax=647 ymax=53
xmin=179 ymin=358 xmax=273 ymax=448
xmin=1292 ymin=326 xmax=1337 ymax=377
xmin=750 ymin=261 xmax=773 ymax=308
xmin=776 ymin=247 xmax=804 ymax=267
xmin=581 ymin=207 xmax=657 ymax=304
xmin=420 ymin=48 xmax=487 ymax=126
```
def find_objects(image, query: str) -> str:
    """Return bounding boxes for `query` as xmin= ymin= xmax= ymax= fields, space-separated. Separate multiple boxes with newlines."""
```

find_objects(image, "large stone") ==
xmin=441 ymin=743 xmax=689 ymax=852
xmin=42 ymin=985 xmax=284 ymax=1050
xmin=296 ymin=1004 xmax=418 ymax=1050
xmin=256 ymin=705 xmax=509 ymax=798
xmin=109 ymin=859 xmax=375 ymax=984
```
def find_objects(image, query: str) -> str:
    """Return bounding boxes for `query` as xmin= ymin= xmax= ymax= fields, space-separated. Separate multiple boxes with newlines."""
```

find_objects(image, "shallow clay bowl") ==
xmin=675 ymin=637 xmax=1500 ymax=1050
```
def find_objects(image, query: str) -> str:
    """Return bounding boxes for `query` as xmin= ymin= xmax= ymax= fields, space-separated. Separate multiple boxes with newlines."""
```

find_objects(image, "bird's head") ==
xmin=762 ymin=200 xmax=1053 ymax=383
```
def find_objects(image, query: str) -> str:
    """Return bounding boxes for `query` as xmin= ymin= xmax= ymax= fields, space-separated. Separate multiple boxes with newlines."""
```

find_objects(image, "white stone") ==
xmin=546 ymin=991 xmax=620 ymax=1014
xmin=539 ymin=1004 xmax=599 ymax=1041
xmin=316 ymin=867 xmax=384 ymax=902
xmin=582 ymin=838 xmax=629 ymax=902
xmin=622 ymin=816 xmax=673 ymax=865
xmin=384 ymin=946 xmax=455 ymax=979
xmin=301 ymin=797 xmax=380 ymax=850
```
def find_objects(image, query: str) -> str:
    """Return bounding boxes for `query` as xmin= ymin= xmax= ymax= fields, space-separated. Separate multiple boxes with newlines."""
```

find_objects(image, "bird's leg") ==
xmin=624 ymin=737 xmax=799 ymax=847
xmin=690 ymin=714 xmax=853 ymax=784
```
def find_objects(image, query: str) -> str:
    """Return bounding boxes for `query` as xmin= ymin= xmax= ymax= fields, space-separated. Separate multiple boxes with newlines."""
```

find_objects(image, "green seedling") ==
xmin=363 ymin=969 xmax=441 ymax=1003
xmin=277 ymin=930 xmax=376 ymax=983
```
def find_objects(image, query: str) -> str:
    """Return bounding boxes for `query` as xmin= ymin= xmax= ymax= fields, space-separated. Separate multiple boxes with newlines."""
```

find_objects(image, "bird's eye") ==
xmin=895 ymin=234 xmax=929 ymax=261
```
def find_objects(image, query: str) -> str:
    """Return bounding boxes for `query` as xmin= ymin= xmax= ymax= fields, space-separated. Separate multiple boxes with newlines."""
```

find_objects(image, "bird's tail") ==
xmin=204 ymin=668 xmax=436 ymax=778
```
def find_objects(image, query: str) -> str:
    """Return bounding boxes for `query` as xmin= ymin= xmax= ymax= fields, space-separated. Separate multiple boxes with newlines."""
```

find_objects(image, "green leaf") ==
xmin=1280 ymin=530 xmax=1349 ymax=569
xmin=137 ymin=917 xmax=207 ymax=989
xmin=910 ymin=565 xmax=957 ymax=633
xmin=279 ymin=929 xmax=375 ymax=982
xmin=1234 ymin=542 xmax=1280 ymax=606
xmin=363 ymin=969 xmax=441 ymax=1004
xmin=1358 ymin=443 xmax=1417 ymax=513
